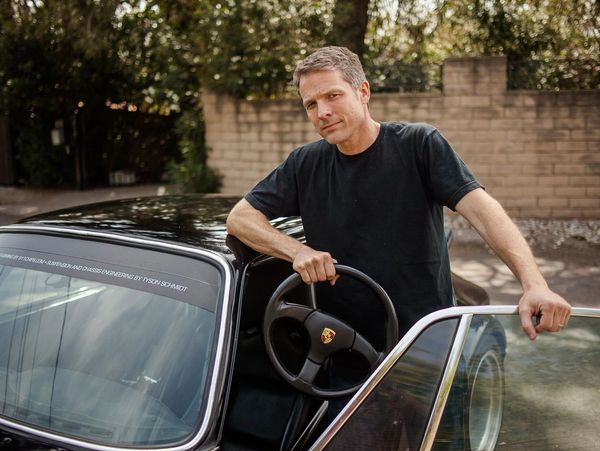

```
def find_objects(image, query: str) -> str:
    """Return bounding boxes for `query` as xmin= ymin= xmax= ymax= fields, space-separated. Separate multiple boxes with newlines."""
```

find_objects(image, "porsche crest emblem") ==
xmin=321 ymin=327 xmax=336 ymax=344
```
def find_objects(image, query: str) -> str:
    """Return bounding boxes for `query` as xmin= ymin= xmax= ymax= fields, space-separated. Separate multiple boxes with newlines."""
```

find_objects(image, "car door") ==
xmin=308 ymin=306 xmax=600 ymax=451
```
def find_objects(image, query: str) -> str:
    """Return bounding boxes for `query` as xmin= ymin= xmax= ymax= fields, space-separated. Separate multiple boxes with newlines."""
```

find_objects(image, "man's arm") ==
xmin=226 ymin=198 xmax=337 ymax=285
xmin=455 ymin=188 xmax=571 ymax=340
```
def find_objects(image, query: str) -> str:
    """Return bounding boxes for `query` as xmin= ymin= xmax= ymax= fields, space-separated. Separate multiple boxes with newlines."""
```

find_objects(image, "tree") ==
xmin=362 ymin=0 xmax=599 ymax=91
xmin=0 ymin=0 xmax=138 ymax=184
xmin=438 ymin=0 xmax=599 ymax=60
xmin=0 ymin=1 xmax=193 ymax=186
xmin=158 ymin=0 xmax=335 ymax=99
xmin=329 ymin=0 xmax=370 ymax=57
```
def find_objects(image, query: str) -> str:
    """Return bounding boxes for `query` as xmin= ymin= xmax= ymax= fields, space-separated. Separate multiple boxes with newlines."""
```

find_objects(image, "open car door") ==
xmin=311 ymin=306 xmax=600 ymax=451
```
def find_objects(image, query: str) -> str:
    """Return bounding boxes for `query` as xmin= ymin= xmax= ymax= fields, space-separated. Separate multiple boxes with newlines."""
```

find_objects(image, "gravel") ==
xmin=448 ymin=216 xmax=600 ymax=250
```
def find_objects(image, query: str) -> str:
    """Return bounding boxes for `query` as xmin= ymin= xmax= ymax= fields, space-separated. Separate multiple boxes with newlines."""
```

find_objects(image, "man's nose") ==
xmin=317 ymin=102 xmax=332 ymax=119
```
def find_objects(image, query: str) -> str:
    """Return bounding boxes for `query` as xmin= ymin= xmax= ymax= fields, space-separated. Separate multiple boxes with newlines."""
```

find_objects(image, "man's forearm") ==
xmin=226 ymin=198 xmax=338 ymax=284
xmin=226 ymin=198 xmax=304 ymax=262
xmin=456 ymin=188 xmax=570 ymax=339
xmin=455 ymin=189 xmax=545 ymax=289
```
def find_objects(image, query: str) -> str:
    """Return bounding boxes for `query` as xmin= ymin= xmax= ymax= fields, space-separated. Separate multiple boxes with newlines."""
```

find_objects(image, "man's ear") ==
xmin=359 ymin=80 xmax=371 ymax=104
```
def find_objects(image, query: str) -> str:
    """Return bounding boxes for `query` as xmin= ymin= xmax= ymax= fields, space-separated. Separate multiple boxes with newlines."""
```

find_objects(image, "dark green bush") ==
xmin=166 ymin=108 xmax=221 ymax=193
xmin=14 ymin=118 xmax=68 ymax=186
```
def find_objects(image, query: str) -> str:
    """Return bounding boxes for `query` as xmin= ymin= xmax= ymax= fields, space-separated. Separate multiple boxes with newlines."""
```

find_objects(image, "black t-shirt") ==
xmin=246 ymin=122 xmax=481 ymax=339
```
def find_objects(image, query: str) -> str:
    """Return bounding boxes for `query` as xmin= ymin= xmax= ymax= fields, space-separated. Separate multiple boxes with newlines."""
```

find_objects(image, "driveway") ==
xmin=448 ymin=217 xmax=600 ymax=308
xmin=0 ymin=184 xmax=168 ymax=226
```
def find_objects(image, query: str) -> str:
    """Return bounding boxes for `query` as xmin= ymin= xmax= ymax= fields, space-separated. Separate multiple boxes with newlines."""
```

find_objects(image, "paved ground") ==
xmin=1 ymin=184 xmax=598 ymax=308
xmin=447 ymin=216 xmax=599 ymax=308
xmin=0 ymin=184 xmax=169 ymax=225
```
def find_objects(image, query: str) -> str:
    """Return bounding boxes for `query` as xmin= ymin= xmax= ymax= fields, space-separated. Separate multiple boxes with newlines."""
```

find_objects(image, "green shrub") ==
xmin=166 ymin=108 xmax=221 ymax=193
xmin=166 ymin=151 xmax=221 ymax=193
xmin=14 ymin=118 xmax=67 ymax=186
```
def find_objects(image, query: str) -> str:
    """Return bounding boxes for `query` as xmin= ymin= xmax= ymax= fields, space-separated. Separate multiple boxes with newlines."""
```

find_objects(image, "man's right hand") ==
xmin=293 ymin=246 xmax=338 ymax=285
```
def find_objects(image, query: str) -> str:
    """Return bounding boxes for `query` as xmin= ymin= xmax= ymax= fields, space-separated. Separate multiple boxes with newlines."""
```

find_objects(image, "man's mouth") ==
xmin=321 ymin=121 xmax=341 ymax=132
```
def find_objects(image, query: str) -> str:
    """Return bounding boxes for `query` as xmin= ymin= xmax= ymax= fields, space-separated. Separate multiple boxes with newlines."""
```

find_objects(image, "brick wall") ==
xmin=203 ymin=56 xmax=600 ymax=218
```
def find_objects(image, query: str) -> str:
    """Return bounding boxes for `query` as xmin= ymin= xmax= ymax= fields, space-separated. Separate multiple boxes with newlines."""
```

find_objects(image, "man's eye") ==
xmin=306 ymin=103 xmax=315 ymax=110
xmin=330 ymin=93 xmax=340 ymax=99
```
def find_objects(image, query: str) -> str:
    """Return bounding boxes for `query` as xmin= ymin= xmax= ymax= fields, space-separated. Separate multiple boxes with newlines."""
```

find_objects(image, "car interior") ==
xmin=222 ymin=257 xmax=329 ymax=451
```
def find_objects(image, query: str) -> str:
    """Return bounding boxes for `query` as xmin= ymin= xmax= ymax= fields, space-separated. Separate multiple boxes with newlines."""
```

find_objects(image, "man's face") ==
xmin=298 ymin=69 xmax=371 ymax=153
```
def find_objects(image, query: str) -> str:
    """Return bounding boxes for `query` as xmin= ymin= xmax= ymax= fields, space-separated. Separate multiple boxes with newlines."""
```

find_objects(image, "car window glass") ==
xmin=0 ymin=238 xmax=223 ymax=447
xmin=433 ymin=314 xmax=600 ymax=450
xmin=325 ymin=318 xmax=458 ymax=451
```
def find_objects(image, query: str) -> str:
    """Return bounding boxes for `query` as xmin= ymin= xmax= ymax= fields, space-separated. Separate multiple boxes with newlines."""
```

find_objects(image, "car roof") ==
xmin=11 ymin=194 xmax=304 ymax=257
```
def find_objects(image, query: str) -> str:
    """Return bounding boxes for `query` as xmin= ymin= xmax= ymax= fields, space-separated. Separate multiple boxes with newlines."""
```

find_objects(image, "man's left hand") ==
xmin=518 ymin=287 xmax=571 ymax=341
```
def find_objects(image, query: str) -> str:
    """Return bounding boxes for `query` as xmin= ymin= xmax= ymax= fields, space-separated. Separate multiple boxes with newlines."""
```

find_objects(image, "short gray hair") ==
xmin=292 ymin=46 xmax=366 ymax=90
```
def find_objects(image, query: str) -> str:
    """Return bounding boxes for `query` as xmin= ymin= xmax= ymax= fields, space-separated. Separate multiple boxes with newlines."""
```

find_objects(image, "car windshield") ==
xmin=0 ymin=233 xmax=222 ymax=447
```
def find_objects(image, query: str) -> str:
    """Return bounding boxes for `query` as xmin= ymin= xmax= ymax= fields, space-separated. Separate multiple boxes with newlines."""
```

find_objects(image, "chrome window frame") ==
xmin=310 ymin=305 xmax=600 ymax=451
xmin=0 ymin=224 xmax=236 ymax=451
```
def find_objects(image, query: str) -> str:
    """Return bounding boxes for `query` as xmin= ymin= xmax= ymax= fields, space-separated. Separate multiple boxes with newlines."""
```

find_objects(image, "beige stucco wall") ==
xmin=203 ymin=56 xmax=600 ymax=218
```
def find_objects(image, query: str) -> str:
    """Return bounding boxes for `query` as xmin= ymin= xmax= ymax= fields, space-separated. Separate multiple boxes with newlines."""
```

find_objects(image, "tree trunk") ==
xmin=328 ymin=0 xmax=370 ymax=59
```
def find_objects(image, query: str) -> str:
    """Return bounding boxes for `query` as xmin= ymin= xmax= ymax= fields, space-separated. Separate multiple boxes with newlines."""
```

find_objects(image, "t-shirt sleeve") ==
xmin=422 ymin=129 xmax=483 ymax=210
xmin=244 ymin=151 xmax=300 ymax=220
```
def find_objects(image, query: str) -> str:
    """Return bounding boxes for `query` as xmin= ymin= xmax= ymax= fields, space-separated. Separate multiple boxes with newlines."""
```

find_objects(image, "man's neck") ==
xmin=337 ymin=120 xmax=381 ymax=155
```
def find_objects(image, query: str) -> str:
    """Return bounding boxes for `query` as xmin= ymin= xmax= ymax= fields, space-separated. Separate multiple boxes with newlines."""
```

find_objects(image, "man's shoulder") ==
xmin=383 ymin=121 xmax=438 ymax=139
xmin=297 ymin=138 xmax=334 ymax=152
xmin=289 ymin=139 xmax=335 ymax=161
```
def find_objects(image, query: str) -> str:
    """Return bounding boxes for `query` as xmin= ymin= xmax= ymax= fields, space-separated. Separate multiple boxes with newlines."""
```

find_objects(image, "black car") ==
xmin=0 ymin=195 xmax=597 ymax=451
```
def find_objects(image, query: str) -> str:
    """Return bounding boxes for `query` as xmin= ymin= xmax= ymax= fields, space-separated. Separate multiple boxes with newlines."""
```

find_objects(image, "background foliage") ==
xmin=0 ymin=0 xmax=597 ymax=189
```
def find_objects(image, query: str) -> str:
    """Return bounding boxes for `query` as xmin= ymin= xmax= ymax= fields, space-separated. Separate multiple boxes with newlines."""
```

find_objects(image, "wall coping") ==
xmin=444 ymin=55 xmax=507 ymax=63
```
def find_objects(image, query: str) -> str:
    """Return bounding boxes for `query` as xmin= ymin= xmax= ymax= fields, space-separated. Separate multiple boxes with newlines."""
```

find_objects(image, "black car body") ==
xmin=0 ymin=195 xmax=598 ymax=451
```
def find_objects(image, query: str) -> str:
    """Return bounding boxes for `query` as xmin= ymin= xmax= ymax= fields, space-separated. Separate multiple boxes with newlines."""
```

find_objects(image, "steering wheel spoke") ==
xmin=306 ymin=284 xmax=318 ymax=309
xmin=352 ymin=333 xmax=382 ymax=367
xmin=295 ymin=358 xmax=322 ymax=388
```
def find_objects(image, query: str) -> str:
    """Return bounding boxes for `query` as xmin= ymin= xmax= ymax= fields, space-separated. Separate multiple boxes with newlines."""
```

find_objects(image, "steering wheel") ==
xmin=263 ymin=264 xmax=399 ymax=398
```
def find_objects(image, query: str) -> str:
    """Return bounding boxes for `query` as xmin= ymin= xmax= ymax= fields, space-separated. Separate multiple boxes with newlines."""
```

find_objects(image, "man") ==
xmin=226 ymin=46 xmax=570 ymax=342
